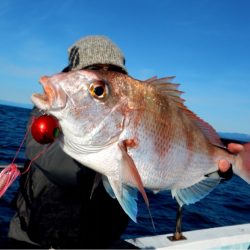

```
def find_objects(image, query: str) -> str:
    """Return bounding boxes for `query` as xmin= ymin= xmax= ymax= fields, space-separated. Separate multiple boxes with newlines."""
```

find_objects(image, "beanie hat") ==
xmin=66 ymin=35 xmax=127 ymax=73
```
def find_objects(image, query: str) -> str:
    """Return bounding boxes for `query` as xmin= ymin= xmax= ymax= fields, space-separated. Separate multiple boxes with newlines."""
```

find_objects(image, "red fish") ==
xmin=31 ymin=70 xmax=250 ymax=222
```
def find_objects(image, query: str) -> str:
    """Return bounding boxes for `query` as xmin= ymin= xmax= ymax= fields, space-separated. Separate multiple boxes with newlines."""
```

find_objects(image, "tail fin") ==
xmin=233 ymin=142 xmax=250 ymax=184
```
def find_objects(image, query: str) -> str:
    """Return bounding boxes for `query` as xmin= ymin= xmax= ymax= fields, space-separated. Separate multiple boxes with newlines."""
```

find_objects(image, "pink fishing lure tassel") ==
xmin=0 ymin=164 xmax=20 ymax=198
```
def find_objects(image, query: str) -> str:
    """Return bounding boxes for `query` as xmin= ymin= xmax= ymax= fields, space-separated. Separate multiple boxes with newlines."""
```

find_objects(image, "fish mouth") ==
xmin=31 ymin=76 xmax=67 ymax=111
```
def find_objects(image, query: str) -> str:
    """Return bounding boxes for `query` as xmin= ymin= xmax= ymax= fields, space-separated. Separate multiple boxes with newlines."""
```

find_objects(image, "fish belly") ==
xmin=131 ymin=144 xmax=215 ymax=191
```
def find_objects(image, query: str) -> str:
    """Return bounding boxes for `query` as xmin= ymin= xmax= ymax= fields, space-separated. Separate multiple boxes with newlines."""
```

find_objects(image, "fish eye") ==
xmin=89 ymin=81 xmax=107 ymax=99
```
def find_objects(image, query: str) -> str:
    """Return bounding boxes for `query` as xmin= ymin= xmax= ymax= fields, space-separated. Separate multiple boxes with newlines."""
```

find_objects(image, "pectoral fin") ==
xmin=171 ymin=173 xmax=221 ymax=206
xmin=118 ymin=140 xmax=149 ymax=207
xmin=118 ymin=140 xmax=155 ymax=228
xmin=101 ymin=140 xmax=155 ymax=226
xmin=106 ymin=176 xmax=138 ymax=222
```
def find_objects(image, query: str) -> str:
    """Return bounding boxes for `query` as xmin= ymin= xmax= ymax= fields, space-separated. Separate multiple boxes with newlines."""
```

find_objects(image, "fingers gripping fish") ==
xmin=31 ymin=70 xmax=250 ymax=224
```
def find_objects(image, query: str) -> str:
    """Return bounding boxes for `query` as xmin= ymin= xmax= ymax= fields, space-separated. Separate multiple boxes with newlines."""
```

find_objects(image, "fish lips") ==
xmin=31 ymin=76 xmax=67 ymax=111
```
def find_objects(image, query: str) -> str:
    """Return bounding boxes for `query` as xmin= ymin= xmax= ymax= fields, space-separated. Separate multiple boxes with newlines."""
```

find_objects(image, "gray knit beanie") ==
xmin=66 ymin=35 xmax=127 ymax=73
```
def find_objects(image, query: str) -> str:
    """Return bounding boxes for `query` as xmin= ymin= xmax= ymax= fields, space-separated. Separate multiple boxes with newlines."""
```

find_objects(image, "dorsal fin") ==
xmin=145 ymin=76 xmax=184 ymax=104
xmin=145 ymin=76 xmax=223 ymax=146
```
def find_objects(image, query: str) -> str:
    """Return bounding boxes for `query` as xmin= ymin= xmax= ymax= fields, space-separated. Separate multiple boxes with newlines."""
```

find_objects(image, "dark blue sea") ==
xmin=0 ymin=104 xmax=250 ymax=244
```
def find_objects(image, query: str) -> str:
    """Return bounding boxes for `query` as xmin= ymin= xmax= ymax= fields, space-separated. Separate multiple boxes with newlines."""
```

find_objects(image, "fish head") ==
xmin=31 ymin=70 xmax=131 ymax=152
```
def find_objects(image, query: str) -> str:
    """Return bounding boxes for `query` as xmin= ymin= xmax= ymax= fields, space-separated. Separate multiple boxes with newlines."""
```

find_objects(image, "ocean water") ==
xmin=0 ymin=104 xmax=250 ymax=243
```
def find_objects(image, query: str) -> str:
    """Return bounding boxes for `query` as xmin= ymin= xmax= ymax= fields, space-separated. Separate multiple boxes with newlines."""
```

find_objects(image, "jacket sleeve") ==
xmin=25 ymin=107 xmax=89 ymax=186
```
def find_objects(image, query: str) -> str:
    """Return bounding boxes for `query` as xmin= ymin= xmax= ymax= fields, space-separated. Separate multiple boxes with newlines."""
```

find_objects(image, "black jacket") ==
xmin=8 ymin=108 xmax=129 ymax=249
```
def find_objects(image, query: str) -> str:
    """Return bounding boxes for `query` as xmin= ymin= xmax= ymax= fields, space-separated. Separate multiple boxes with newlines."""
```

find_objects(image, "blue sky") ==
xmin=0 ymin=0 xmax=249 ymax=134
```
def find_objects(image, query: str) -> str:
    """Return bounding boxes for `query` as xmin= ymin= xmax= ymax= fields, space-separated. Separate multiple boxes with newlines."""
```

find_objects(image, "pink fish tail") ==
xmin=234 ymin=142 xmax=250 ymax=184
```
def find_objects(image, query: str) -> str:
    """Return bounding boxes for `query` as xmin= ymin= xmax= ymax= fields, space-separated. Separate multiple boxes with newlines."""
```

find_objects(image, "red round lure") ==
xmin=31 ymin=115 xmax=61 ymax=144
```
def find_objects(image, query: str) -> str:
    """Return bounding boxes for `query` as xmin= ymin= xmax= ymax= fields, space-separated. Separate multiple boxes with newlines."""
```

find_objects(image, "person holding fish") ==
xmin=7 ymin=35 xmax=247 ymax=249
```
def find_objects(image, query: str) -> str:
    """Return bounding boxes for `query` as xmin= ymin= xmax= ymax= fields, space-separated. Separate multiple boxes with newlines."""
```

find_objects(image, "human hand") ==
xmin=218 ymin=143 xmax=244 ymax=173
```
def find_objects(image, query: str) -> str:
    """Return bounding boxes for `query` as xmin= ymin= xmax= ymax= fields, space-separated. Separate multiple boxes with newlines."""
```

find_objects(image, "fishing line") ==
xmin=21 ymin=143 xmax=52 ymax=175
xmin=11 ymin=117 xmax=35 ymax=165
